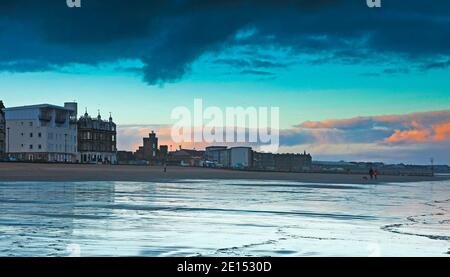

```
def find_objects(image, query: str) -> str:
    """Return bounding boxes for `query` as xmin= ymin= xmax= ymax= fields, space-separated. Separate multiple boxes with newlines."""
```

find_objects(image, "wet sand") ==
xmin=1 ymin=179 xmax=449 ymax=256
xmin=0 ymin=162 xmax=445 ymax=184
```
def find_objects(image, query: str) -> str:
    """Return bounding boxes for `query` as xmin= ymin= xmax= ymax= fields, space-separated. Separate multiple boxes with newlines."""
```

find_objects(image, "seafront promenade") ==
xmin=0 ymin=162 xmax=445 ymax=184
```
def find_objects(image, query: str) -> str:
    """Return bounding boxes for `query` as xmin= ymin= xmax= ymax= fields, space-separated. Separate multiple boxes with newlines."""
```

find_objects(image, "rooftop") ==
xmin=4 ymin=104 xmax=72 ymax=112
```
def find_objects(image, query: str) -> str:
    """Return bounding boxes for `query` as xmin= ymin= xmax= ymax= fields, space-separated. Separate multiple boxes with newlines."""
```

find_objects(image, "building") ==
xmin=135 ymin=131 xmax=158 ymax=163
xmin=230 ymin=147 xmax=253 ymax=169
xmin=168 ymin=149 xmax=205 ymax=166
xmin=4 ymin=103 xmax=78 ymax=162
xmin=143 ymin=131 xmax=158 ymax=162
xmin=77 ymin=109 xmax=117 ymax=164
xmin=205 ymin=146 xmax=311 ymax=170
xmin=252 ymin=152 xmax=275 ymax=170
xmin=134 ymin=146 xmax=145 ymax=161
xmin=274 ymin=152 xmax=312 ymax=172
xmin=159 ymin=145 xmax=169 ymax=161
xmin=205 ymin=146 xmax=253 ymax=169
xmin=205 ymin=146 xmax=229 ymax=167
xmin=0 ymin=101 xmax=5 ymax=159
xmin=117 ymin=151 xmax=134 ymax=164
xmin=253 ymin=151 xmax=312 ymax=172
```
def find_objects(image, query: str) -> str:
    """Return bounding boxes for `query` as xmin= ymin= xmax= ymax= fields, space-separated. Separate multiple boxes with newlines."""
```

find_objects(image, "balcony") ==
xmin=39 ymin=109 xmax=52 ymax=122
xmin=55 ymin=110 xmax=67 ymax=124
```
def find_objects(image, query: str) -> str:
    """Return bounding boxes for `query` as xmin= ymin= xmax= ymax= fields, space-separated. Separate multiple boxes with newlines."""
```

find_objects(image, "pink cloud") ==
xmin=433 ymin=121 xmax=450 ymax=142
xmin=385 ymin=129 xmax=432 ymax=143
xmin=385 ymin=121 xmax=450 ymax=143
xmin=115 ymin=110 xmax=450 ymax=164
xmin=283 ymin=110 xmax=450 ymax=163
xmin=299 ymin=110 xmax=450 ymax=131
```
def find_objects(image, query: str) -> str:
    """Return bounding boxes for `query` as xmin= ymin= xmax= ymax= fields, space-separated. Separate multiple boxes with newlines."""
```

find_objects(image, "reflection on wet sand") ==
xmin=0 ymin=180 xmax=449 ymax=257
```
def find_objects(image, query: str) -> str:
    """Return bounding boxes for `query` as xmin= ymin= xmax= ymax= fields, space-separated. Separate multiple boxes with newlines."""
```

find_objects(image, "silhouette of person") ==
xmin=369 ymin=168 xmax=374 ymax=180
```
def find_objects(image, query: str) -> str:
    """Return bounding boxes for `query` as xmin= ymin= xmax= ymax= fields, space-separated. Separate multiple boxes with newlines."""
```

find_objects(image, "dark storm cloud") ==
xmin=240 ymin=70 xmax=275 ymax=76
xmin=215 ymin=58 xmax=291 ymax=69
xmin=421 ymin=59 xmax=450 ymax=71
xmin=0 ymin=0 xmax=449 ymax=84
xmin=0 ymin=60 xmax=56 ymax=73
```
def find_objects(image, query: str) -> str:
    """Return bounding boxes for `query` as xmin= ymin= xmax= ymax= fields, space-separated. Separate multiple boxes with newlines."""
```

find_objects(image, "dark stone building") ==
xmin=77 ymin=110 xmax=117 ymax=164
xmin=143 ymin=131 xmax=158 ymax=161
xmin=159 ymin=145 xmax=169 ymax=160
xmin=135 ymin=131 xmax=158 ymax=163
xmin=253 ymin=151 xmax=312 ymax=172
xmin=117 ymin=151 xmax=134 ymax=164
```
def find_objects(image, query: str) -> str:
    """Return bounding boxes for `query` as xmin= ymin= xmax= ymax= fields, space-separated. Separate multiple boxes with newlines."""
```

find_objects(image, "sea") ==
xmin=0 ymin=179 xmax=449 ymax=257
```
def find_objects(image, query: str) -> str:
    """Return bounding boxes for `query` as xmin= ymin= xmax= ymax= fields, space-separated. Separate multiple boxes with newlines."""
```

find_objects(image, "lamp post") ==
xmin=430 ymin=158 xmax=434 ymax=177
xmin=64 ymin=133 xmax=67 ymax=163
xmin=6 ymin=127 xmax=10 ymax=159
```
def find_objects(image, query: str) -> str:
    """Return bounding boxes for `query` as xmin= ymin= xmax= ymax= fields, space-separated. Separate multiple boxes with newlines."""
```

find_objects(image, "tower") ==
xmin=143 ymin=131 xmax=158 ymax=161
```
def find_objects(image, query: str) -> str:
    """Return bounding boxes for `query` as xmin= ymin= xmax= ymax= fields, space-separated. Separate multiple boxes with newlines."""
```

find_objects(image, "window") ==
xmin=29 ymin=145 xmax=33 ymax=150
xmin=29 ymin=122 xmax=33 ymax=127
xmin=38 ymin=133 xmax=42 ymax=138
xmin=30 ymin=133 xmax=33 ymax=138
xmin=38 ymin=145 xmax=42 ymax=150
xmin=21 ymin=133 xmax=24 ymax=137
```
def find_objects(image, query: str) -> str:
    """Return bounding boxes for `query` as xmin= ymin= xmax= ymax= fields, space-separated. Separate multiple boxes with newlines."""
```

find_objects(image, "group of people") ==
xmin=369 ymin=168 xmax=379 ymax=180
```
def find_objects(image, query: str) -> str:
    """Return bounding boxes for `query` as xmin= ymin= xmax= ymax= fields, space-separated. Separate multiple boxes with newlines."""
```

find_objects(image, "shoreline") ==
xmin=0 ymin=162 xmax=447 ymax=184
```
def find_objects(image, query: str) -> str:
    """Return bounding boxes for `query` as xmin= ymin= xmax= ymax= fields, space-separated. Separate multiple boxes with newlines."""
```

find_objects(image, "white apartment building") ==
xmin=4 ymin=103 xmax=78 ymax=162
xmin=230 ymin=147 xmax=252 ymax=168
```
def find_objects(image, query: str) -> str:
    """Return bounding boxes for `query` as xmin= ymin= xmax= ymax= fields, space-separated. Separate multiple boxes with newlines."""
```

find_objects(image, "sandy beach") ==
xmin=1 ymin=163 xmax=449 ymax=257
xmin=0 ymin=162 xmax=446 ymax=184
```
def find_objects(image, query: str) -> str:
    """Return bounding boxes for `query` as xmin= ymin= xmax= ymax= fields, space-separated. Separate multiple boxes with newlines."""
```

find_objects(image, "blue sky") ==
xmin=1 ymin=0 xmax=449 ymax=163
xmin=2 ymin=58 xmax=449 ymax=128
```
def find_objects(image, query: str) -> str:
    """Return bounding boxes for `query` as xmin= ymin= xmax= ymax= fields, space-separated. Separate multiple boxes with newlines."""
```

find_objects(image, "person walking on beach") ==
xmin=164 ymin=162 xmax=167 ymax=173
xmin=374 ymin=169 xmax=379 ymax=180
xmin=369 ymin=168 xmax=374 ymax=180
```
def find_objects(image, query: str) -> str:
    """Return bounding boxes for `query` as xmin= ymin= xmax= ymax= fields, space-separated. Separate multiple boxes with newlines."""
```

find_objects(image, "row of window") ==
xmin=48 ymin=144 xmax=77 ymax=152
xmin=21 ymin=132 xmax=42 ymax=138
xmin=79 ymin=131 xmax=115 ymax=141
xmin=17 ymin=121 xmax=77 ymax=130
xmin=19 ymin=132 xmax=76 ymax=142
xmin=20 ymin=121 xmax=34 ymax=127
xmin=48 ymin=133 xmax=77 ymax=142
xmin=78 ymin=143 xmax=116 ymax=152
xmin=21 ymin=144 xmax=42 ymax=150
xmin=19 ymin=144 xmax=77 ymax=152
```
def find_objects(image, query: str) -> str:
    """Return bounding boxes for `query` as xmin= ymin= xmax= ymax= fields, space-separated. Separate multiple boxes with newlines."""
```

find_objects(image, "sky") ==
xmin=0 ymin=0 xmax=449 ymax=164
